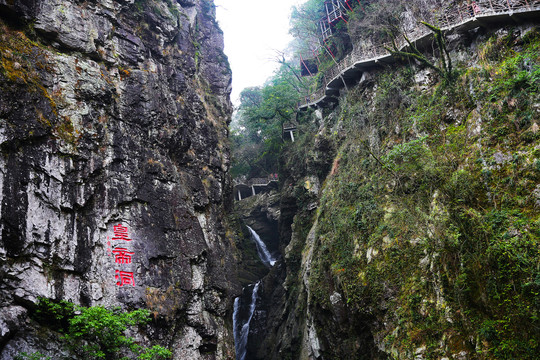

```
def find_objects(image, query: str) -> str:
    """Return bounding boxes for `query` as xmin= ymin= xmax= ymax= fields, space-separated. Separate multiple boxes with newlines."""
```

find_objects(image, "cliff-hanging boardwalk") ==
xmin=299 ymin=0 xmax=540 ymax=110
xmin=234 ymin=175 xmax=279 ymax=201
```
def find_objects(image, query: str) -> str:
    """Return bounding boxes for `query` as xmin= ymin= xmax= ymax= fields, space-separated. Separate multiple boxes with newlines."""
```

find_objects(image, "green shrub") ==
xmin=30 ymin=298 xmax=172 ymax=360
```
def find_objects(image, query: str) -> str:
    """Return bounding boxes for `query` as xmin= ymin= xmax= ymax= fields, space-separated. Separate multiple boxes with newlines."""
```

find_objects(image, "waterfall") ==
xmin=233 ymin=227 xmax=276 ymax=359
xmin=246 ymin=226 xmax=277 ymax=267
xmin=233 ymin=281 xmax=261 ymax=360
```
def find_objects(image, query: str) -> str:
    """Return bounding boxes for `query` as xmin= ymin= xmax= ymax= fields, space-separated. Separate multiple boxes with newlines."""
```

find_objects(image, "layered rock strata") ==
xmin=0 ymin=0 xmax=236 ymax=359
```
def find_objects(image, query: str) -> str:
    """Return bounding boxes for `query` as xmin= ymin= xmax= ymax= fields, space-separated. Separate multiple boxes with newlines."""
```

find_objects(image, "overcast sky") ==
xmin=215 ymin=0 xmax=306 ymax=106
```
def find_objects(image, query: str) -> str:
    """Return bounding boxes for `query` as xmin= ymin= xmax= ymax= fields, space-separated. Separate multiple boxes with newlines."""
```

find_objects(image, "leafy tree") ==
xmin=290 ymin=0 xmax=355 ymax=72
xmin=231 ymin=62 xmax=304 ymax=178
xmin=232 ymin=1 xmax=394 ymax=180
xmin=289 ymin=0 xmax=325 ymax=44
xmin=34 ymin=297 xmax=75 ymax=331
xmin=28 ymin=298 xmax=172 ymax=360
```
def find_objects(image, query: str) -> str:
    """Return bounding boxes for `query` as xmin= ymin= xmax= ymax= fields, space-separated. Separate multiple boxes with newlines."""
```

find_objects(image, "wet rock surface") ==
xmin=235 ymin=191 xmax=280 ymax=255
xmin=0 ymin=0 xmax=237 ymax=358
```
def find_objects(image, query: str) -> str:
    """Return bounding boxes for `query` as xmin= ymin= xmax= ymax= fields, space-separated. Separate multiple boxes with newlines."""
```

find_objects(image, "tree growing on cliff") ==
xmin=348 ymin=0 xmax=454 ymax=82
xmin=231 ymin=62 xmax=303 ymax=178
xmin=31 ymin=298 xmax=172 ymax=360
xmin=64 ymin=306 xmax=171 ymax=360
xmin=386 ymin=21 xmax=454 ymax=82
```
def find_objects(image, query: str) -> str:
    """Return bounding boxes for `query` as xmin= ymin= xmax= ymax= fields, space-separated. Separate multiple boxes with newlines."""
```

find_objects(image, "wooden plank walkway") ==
xmin=299 ymin=0 xmax=540 ymax=110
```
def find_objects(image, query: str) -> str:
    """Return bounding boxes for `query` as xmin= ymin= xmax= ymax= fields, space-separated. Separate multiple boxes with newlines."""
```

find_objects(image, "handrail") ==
xmin=299 ymin=0 xmax=540 ymax=107
xmin=234 ymin=175 xmax=279 ymax=187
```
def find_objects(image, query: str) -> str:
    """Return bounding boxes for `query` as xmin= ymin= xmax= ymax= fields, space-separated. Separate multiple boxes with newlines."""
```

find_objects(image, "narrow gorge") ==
xmin=230 ymin=1 xmax=540 ymax=359
xmin=1 ymin=1 xmax=539 ymax=360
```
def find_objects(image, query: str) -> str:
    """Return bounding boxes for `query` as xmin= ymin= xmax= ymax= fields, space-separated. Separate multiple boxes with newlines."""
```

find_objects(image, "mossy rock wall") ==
xmin=269 ymin=24 xmax=540 ymax=360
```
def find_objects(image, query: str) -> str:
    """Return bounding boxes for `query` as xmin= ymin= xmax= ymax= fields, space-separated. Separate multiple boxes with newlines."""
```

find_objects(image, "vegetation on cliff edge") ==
xmin=300 ymin=27 xmax=539 ymax=359
xmin=25 ymin=298 xmax=172 ymax=360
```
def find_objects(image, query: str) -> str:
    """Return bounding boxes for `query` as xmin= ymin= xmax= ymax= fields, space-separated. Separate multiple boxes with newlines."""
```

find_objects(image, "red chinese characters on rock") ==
xmin=116 ymin=270 xmax=135 ymax=287
xmin=112 ymin=224 xmax=132 ymax=241
xmin=112 ymin=248 xmax=135 ymax=264
xmin=109 ymin=223 xmax=136 ymax=287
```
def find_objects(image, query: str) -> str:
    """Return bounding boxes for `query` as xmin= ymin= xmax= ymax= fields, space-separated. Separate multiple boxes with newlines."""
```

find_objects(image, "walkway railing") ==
xmin=300 ymin=0 xmax=540 ymax=107
xmin=234 ymin=175 xmax=279 ymax=201
xmin=234 ymin=174 xmax=279 ymax=187
xmin=250 ymin=176 xmax=278 ymax=186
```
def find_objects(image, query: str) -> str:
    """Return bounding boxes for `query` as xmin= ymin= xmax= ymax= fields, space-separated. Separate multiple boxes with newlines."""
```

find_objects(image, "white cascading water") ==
xmin=246 ymin=226 xmax=277 ymax=267
xmin=233 ymin=227 xmax=277 ymax=359
xmin=233 ymin=281 xmax=261 ymax=360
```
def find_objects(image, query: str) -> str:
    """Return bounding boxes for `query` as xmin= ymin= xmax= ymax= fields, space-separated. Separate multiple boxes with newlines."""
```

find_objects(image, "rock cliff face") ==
xmin=244 ymin=22 xmax=540 ymax=360
xmin=232 ymin=192 xmax=281 ymax=286
xmin=0 ymin=0 xmax=236 ymax=358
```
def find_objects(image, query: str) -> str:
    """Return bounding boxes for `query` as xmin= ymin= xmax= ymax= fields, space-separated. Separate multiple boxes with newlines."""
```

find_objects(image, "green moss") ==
xmin=296 ymin=27 xmax=540 ymax=359
xmin=0 ymin=20 xmax=59 ymax=120
xmin=54 ymin=116 xmax=80 ymax=145
xmin=0 ymin=23 xmax=42 ymax=85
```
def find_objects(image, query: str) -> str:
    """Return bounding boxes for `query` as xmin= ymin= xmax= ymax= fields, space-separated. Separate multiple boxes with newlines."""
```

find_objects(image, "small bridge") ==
xmin=299 ymin=0 xmax=540 ymax=110
xmin=234 ymin=175 xmax=279 ymax=201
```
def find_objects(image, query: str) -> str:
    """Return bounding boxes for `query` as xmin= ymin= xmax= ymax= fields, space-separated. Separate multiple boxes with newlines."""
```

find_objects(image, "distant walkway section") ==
xmin=299 ymin=0 xmax=540 ymax=110
xmin=234 ymin=175 xmax=279 ymax=201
